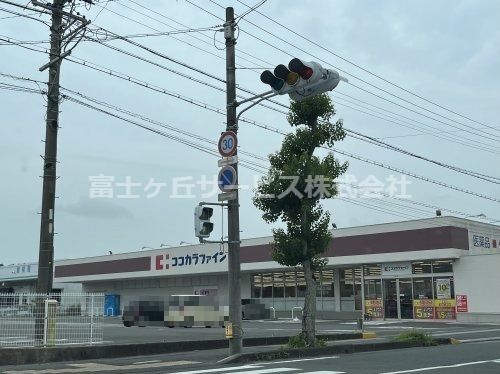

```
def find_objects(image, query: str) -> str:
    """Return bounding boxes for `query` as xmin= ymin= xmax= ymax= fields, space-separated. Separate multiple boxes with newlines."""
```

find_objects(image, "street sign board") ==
xmin=218 ymin=191 xmax=237 ymax=201
xmin=218 ymin=165 xmax=237 ymax=192
xmin=218 ymin=155 xmax=238 ymax=167
xmin=218 ymin=131 xmax=237 ymax=157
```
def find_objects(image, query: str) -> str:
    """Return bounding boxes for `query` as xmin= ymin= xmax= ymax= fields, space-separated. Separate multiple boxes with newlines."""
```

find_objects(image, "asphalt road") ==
xmin=2 ymin=339 xmax=500 ymax=373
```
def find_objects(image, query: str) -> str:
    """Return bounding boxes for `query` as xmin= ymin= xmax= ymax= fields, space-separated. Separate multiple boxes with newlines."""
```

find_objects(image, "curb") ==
xmin=221 ymin=338 xmax=454 ymax=364
xmin=0 ymin=333 xmax=362 ymax=366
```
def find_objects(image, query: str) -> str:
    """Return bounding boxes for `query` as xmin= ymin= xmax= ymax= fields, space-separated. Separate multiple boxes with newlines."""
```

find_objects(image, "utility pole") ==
xmin=35 ymin=0 xmax=65 ymax=342
xmin=224 ymin=7 xmax=242 ymax=355
xmin=37 ymin=0 xmax=65 ymax=295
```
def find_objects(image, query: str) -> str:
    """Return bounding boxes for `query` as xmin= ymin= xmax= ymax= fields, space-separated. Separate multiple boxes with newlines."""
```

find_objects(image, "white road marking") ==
xmin=259 ymin=356 xmax=339 ymax=365
xmin=224 ymin=369 xmax=299 ymax=374
xmin=3 ymin=360 xmax=197 ymax=373
xmin=459 ymin=336 xmax=500 ymax=343
xmin=132 ymin=359 xmax=161 ymax=365
xmin=167 ymin=367 xmax=298 ymax=374
xmin=377 ymin=358 xmax=500 ymax=373
xmin=433 ymin=328 xmax=500 ymax=336
xmin=301 ymin=371 xmax=345 ymax=374
xmin=154 ymin=365 xmax=263 ymax=374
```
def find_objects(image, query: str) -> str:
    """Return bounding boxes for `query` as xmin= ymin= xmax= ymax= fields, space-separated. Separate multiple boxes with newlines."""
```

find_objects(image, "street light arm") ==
xmin=236 ymin=93 xmax=278 ymax=125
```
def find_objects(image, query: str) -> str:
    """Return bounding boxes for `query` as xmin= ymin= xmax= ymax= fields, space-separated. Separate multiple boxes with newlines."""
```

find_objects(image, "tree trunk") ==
xmin=300 ymin=207 xmax=316 ymax=346
xmin=302 ymin=257 xmax=316 ymax=346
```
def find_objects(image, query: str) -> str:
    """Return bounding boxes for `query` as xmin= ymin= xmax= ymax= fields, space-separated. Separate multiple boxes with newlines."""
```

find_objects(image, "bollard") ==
xmin=357 ymin=317 xmax=364 ymax=332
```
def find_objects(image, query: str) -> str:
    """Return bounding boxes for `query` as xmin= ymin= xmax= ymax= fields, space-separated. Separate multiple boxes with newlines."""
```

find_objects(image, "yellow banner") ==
xmin=434 ymin=299 xmax=456 ymax=308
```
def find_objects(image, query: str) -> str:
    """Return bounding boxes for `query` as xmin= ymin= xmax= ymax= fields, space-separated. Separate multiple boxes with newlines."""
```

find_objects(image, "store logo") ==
xmin=155 ymin=254 xmax=170 ymax=270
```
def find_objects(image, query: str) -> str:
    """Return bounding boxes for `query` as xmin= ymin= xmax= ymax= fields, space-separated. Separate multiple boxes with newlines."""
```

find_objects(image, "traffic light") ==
xmin=194 ymin=206 xmax=214 ymax=240
xmin=260 ymin=58 xmax=343 ymax=101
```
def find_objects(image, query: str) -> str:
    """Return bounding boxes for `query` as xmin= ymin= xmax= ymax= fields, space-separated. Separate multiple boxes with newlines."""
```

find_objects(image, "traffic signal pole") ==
xmin=224 ymin=7 xmax=242 ymax=355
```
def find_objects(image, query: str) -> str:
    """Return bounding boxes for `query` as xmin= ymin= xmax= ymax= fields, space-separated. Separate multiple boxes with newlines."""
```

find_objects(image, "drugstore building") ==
xmin=53 ymin=216 xmax=500 ymax=323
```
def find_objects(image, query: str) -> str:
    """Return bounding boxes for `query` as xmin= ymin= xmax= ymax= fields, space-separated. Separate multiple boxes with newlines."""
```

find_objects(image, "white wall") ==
xmin=83 ymin=273 xmax=230 ymax=308
xmin=454 ymin=250 xmax=500 ymax=319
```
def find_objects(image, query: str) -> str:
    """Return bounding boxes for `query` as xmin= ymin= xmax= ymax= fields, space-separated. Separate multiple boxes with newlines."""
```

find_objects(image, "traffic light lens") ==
xmin=274 ymin=64 xmax=290 ymax=80
xmin=260 ymin=70 xmax=284 ymax=91
xmin=289 ymin=58 xmax=313 ymax=80
xmin=301 ymin=67 xmax=313 ymax=79
xmin=286 ymin=72 xmax=299 ymax=85
xmin=201 ymin=222 xmax=214 ymax=235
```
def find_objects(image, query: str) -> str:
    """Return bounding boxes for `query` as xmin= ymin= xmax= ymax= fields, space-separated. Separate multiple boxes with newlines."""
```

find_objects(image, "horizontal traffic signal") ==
xmin=260 ymin=58 xmax=345 ymax=101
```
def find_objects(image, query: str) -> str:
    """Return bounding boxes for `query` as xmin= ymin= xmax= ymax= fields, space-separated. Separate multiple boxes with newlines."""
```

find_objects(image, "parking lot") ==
xmin=101 ymin=317 xmax=500 ymax=344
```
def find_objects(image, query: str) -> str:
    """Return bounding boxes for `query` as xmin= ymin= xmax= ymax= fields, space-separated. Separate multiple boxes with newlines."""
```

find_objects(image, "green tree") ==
xmin=253 ymin=94 xmax=348 ymax=346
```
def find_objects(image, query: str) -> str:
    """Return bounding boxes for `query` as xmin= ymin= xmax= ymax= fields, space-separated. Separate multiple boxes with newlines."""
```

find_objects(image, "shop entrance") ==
xmin=384 ymin=278 xmax=414 ymax=319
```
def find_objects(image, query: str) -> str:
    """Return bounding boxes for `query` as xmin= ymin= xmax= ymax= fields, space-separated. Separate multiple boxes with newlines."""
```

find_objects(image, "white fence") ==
xmin=0 ymin=293 xmax=104 ymax=347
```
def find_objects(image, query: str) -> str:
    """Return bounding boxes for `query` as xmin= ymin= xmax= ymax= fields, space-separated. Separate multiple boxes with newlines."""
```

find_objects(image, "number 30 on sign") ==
xmin=218 ymin=131 xmax=237 ymax=157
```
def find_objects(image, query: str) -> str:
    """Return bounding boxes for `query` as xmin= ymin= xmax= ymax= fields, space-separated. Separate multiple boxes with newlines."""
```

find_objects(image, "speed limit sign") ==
xmin=218 ymin=131 xmax=238 ymax=157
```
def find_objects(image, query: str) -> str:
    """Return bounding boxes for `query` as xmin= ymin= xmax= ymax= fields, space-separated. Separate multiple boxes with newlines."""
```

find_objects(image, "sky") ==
xmin=1 ymin=0 xmax=499 ymax=265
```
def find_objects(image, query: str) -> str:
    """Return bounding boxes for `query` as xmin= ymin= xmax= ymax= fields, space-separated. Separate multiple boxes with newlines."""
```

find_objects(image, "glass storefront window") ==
xmin=364 ymin=279 xmax=382 ymax=300
xmin=412 ymin=261 xmax=432 ymax=274
xmin=364 ymin=264 xmax=381 ymax=276
xmin=252 ymin=274 xmax=262 ymax=298
xmin=321 ymin=269 xmax=334 ymax=297
xmin=285 ymin=271 xmax=296 ymax=298
xmin=432 ymin=260 xmax=453 ymax=273
xmin=273 ymin=272 xmax=284 ymax=298
xmin=297 ymin=271 xmax=306 ymax=297
xmin=262 ymin=273 xmax=273 ymax=298
xmin=413 ymin=277 xmax=433 ymax=299
xmin=434 ymin=277 xmax=454 ymax=299
xmin=354 ymin=267 xmax=362 ymax=310
xmin=340 ymin=268 xmax=354 ymax=297
xmin=314 ymin=271 xmax=322 ymax=297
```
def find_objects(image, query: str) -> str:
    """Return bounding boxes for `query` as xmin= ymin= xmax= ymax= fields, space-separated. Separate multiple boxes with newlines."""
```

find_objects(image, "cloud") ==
xmin=59 ymin=197 xmax=134 ymax=220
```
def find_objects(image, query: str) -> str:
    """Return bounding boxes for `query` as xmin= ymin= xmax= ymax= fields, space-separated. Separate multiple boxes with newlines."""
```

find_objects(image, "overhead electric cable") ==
xmin=236 ymin=0 xmax=498 ymax=132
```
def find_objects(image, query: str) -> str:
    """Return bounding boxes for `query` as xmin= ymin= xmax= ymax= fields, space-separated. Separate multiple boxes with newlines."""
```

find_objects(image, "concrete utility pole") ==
xmin=37 ymin=0 xmax=65 ymax=296
xmin=224 ymin=7 xmax=242 ymax=355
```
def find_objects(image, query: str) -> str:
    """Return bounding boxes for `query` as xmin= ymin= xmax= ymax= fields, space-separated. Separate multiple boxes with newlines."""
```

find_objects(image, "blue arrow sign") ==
xmin=218 ymin=165 xmax=237 ymax=192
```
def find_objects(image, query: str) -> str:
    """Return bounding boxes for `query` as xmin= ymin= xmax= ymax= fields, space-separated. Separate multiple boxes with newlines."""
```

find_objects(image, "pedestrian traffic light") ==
xmin=194 ymin=205 xmax=214 ymax=240
xmin=260 ymin=58 xmax=344 ymax=101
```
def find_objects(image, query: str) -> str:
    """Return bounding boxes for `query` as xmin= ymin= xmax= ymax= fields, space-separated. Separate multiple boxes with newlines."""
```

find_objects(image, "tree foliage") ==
xmin=253 ymin=93 xmax=348 ymax=346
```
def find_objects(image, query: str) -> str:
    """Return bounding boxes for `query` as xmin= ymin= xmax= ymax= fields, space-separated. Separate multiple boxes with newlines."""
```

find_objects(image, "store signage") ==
xmin=436 ymin=278 xmax=451 ymax=299
xmin=364 ymin=299 xmax=383 ymax=319
xmin=413 ymin=299 xmax=434 ymax=319
xmin=456 ymin=295 xmax=468 ymax=312
xmin=434 ymin=299 xmax=456 ymax=319
xmin=470 ymin=232 xmax=499 ymax=249
xmin=193 ymin=287 xmax=218 ymax=297
xmin=381 ymin=262 xmax=412 ymax=276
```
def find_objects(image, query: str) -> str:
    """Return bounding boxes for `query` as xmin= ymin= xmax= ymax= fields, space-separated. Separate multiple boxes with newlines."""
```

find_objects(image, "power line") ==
xmin=120 ymin=0 xmax=270 ymax=69
xmin=344 ymin=129 xmax=500 ymax=183
xmin=228 ymin=1 xmax=500 ymax=137
xmin=236 ymin=0 xmax=498 ymax=132
xmin=87 ymin=5 xmax=499 ymax=153
xmin=55 ymin=84 xmax=500 ymax=219
xmin=46 ymin=51 xmax=500 ymax=197
xmin=333 ymin=97 xmax=500 ymax=155
xmin=332 ymin=93 xmax=500 ymax=154
xmin=201 ymin=0 xmax=500 ymax=140
xmin=4 ymin=69 xmax=497 ymax=221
